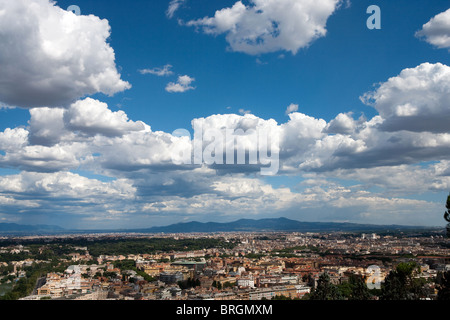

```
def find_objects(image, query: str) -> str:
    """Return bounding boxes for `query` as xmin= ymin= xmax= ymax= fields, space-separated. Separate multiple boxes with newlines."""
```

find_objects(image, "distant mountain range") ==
xmin=128 ymin=217 xmax=433 ymax=234
xmin=0 ymin=223 xmax=65 ymax=234
xmin=0 ymin=217 xmax=437 ymax=235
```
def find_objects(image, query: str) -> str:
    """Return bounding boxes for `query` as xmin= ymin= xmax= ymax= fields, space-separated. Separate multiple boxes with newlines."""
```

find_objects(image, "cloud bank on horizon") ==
xmin=0 ymin=0 xmax=449 ymax=229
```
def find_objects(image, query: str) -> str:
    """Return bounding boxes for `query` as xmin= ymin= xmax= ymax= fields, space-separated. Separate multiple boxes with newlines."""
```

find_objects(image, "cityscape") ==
xmin=0 ymin=227 xmax=449 ymax=301
xmin=1 ymin=1 xmax=450 ymax=314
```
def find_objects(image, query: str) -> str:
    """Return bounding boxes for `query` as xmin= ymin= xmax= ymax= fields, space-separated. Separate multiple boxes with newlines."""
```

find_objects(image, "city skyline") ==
xmin=2 ymin=229 xmax=449 ymax=301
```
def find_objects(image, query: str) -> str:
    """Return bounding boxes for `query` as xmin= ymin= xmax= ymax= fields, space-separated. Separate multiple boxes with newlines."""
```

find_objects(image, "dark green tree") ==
xmin=223 ymin=281 xmax=234 ymax=288
xmin=380 ymin=270 xmax=407 ymax=300
xmin=337 ymin=281 xmax=352 ymax=298
xmin=302 ymin=273 xmax=315 ymax=287
xmin=179 ymin=277 xmax=199 ymax=289
xmin=436 ymin=271 xmax=450 ymax=300
xmin=177 ymin=281 xmax=187 ymax=289
xmin=445 ymin=193 xmax=450 ymax=237
xmin=337 ymin=275 xmax=371 ymax=300
xmin=309 ymin=272 xmax=343 ymax=300
xmin=348 ymin=275 xmax=371 ymax=300
xmin=103 ymin=271 xmax=118 ymax=279
xmin=445 ymin=193 xmax=450 ymax=221
xmin=380 ymin=262 xmax=426 ymax=300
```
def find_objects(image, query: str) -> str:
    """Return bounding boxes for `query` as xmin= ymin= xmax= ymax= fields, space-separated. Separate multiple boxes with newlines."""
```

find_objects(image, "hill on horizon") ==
xmin=127 ymin=217 xmax=434 ymax=234
xmin=0 ymin=223 xmax=65 ymax=234
xmin=0 ymin=217 xmax=438 ymax=235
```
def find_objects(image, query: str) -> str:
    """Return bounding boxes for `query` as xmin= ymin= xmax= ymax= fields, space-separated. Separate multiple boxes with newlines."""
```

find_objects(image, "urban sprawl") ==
xmin=0 ymin=231 xmax=449 ymax=300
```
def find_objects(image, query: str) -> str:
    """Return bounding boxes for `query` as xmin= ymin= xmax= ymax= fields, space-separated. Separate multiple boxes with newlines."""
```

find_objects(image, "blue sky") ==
xmin=0 ymin=0 xmax=449 ymax=229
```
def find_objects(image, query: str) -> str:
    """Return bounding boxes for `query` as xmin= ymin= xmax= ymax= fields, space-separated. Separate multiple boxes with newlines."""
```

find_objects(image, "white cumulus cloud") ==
xmin=166 ymin=75 xmax=196 ymax=93
xmin=416 ymin=8 xmax=450 ymax=50
xmin=0 ymin=0 xmax=131 ymax=108
xmin=285 ymin=103 xmax=299 ymax=115
xmin=186 ymin=0 xmax=342 ymax=55
xmin=64 ymin=98 xmax=145 ymax=137
xmin=361 ymin=62 xmax=450 ymax=133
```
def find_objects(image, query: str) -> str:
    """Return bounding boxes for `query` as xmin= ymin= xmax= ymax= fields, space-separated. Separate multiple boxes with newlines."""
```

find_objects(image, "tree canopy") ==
xmin=309 ymin=272 xmax=343 ymax=300
xmin=380 ymin=262 xmax=426 ymax=300
xmin=436 ymin=271 xmax=450 ymax=300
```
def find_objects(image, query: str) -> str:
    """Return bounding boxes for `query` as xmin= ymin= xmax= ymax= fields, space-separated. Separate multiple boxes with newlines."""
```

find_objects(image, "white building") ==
xmin=237 ymin=278 xmax=255 ymax=288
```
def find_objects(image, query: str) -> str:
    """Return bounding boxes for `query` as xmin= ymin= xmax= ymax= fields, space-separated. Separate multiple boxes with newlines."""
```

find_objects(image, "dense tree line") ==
xmin=436 ymin=271 xmax=450 ymax=300
xmin=1 ymin=237 xmax=236 ymax=256
xmin=308 ymin=273 xmax=345 ymax=300
xmin=0 ymin=261 xmax=71 ymax=300
xmin=380 ymin=262 xmax=429 ymax=300
xmin=112 ymin=259 xmax=155 ymax=282
xmin=72 ymin=238 xmax=234 ymax=256
xmin=307 ymin=272 xmax=374 ymax=300
xmin=306 ymin=262 xmax=450 ymax=300
xmin=0 ymin=244 xmax=76 ymax=263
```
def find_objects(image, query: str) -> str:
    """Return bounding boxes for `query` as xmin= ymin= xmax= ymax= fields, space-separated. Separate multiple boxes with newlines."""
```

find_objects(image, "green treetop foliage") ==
xmin=436 ymin=271 xmax=450 ymax=300
xmin=309 ymin=272 xmax=344 ymax=300
xmin=444 ymin=192 xmax=450 ymax=239
xmin=338 ymin=274 xmax=372 ymax=300
xmin=348 ymin=275 xmax=371 ymax=300
xmin=445 ymin=194 xmax=450 ymax=221
xmin=380 ymin=262 xmax=427 ymax=300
